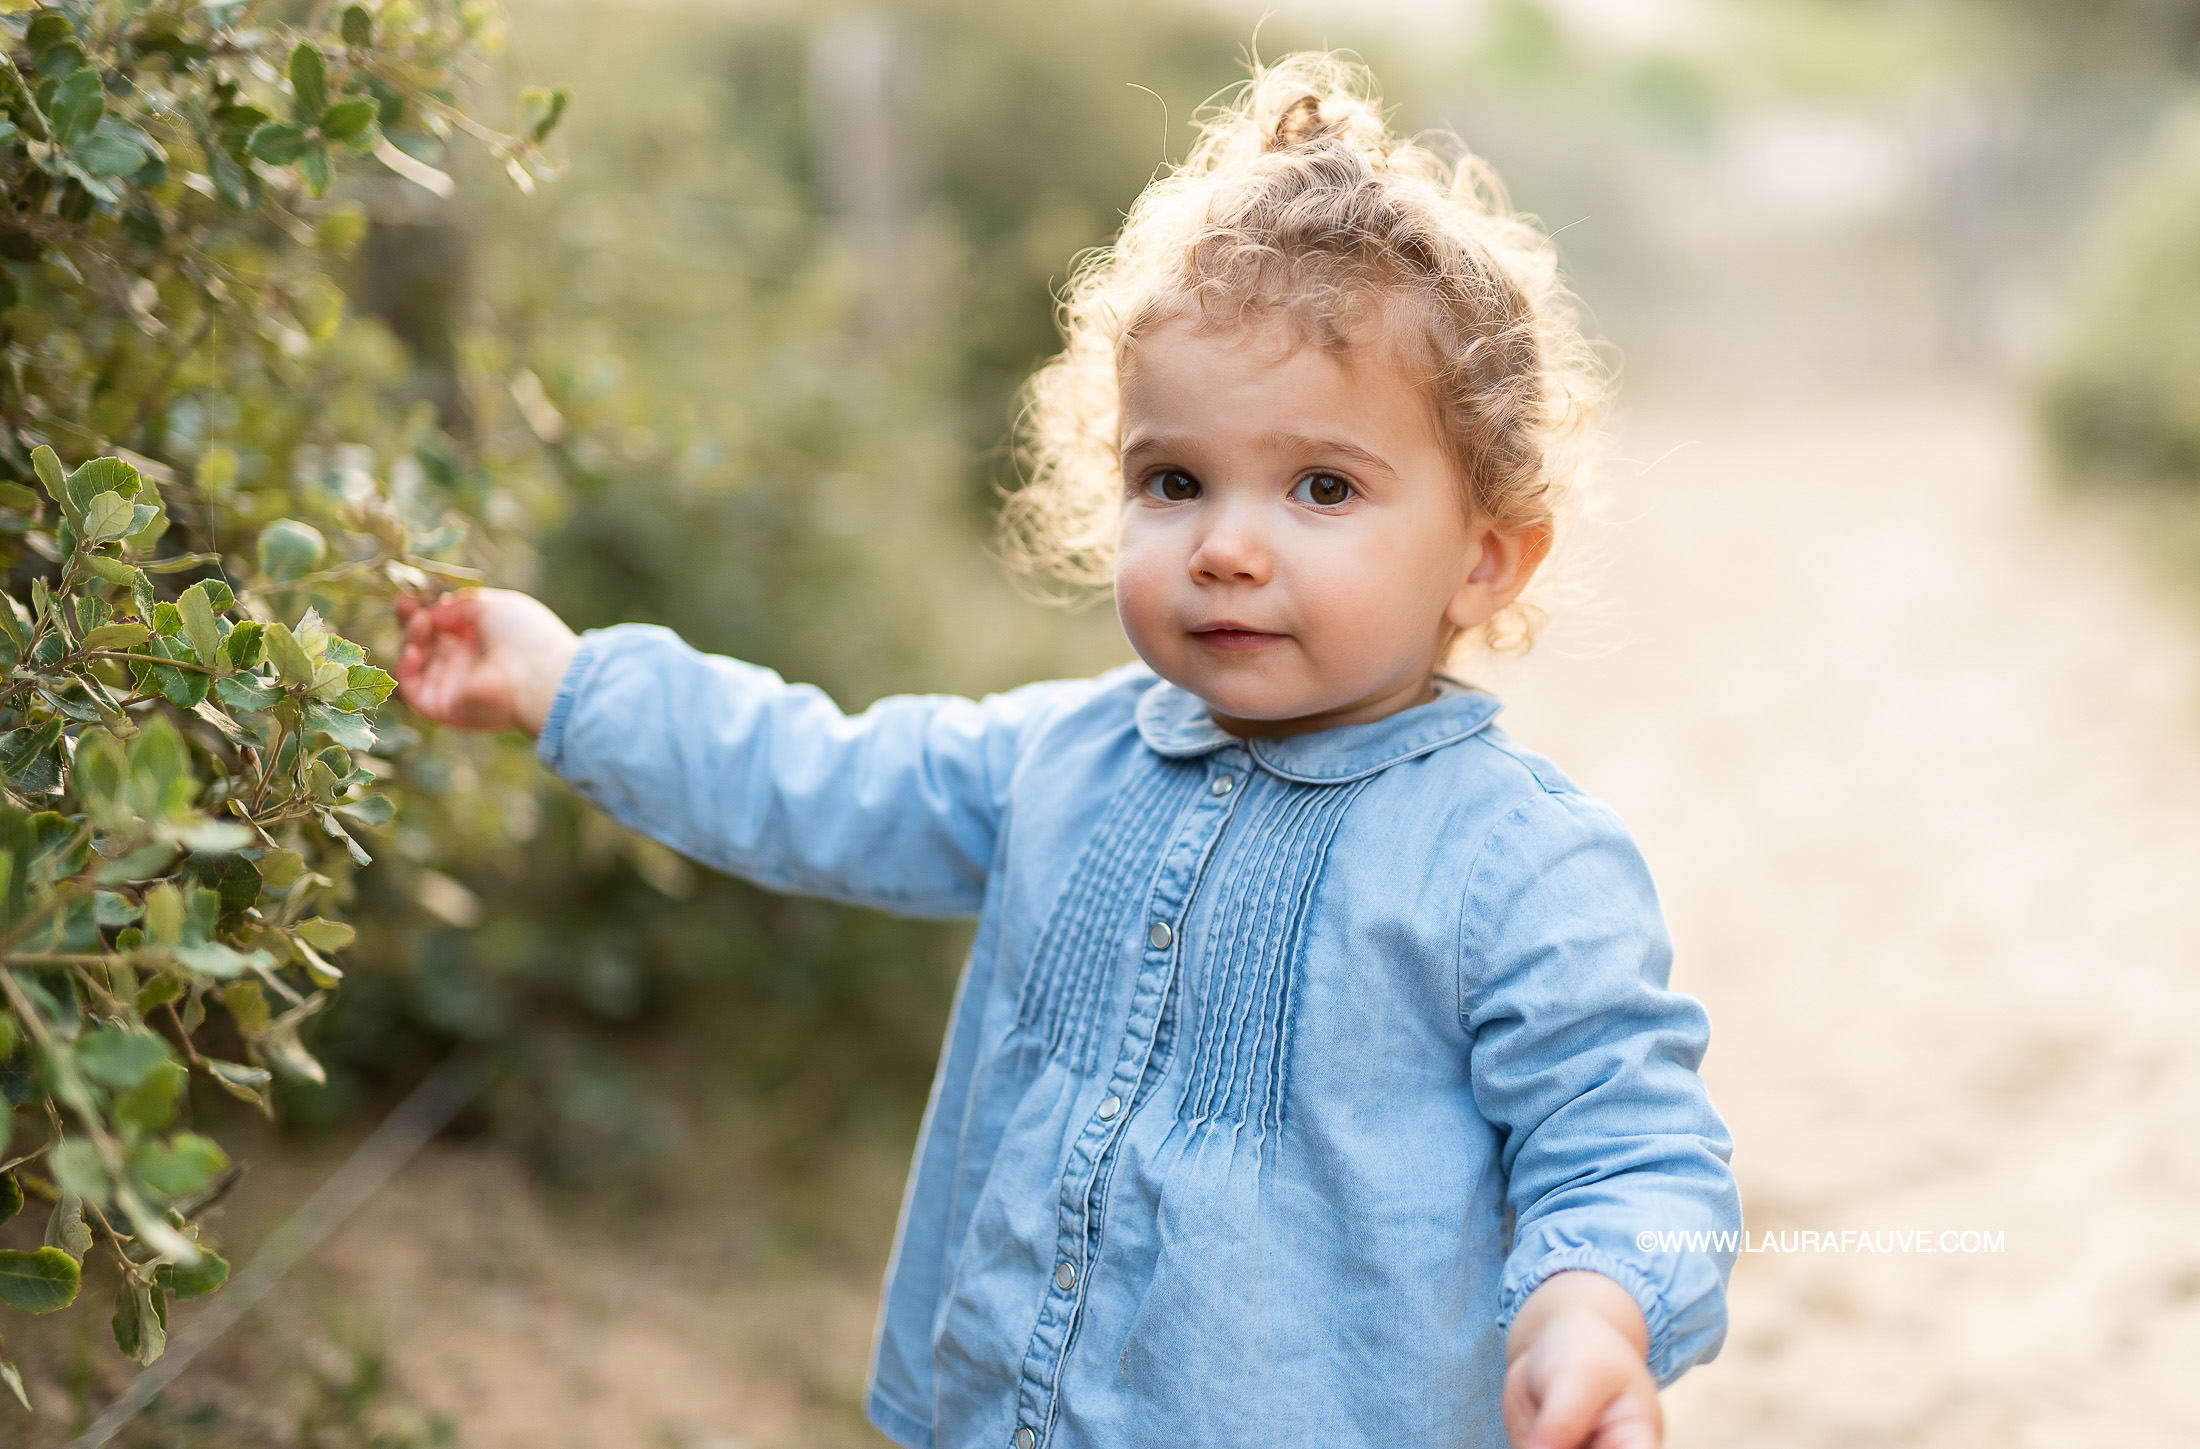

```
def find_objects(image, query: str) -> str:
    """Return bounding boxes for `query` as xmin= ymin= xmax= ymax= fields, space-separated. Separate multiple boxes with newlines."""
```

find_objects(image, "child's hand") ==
xmin=394 ymin=588 xmax=579 ymax=738
xmin=1502 ymin=1271 xmax=1662 ymax=1449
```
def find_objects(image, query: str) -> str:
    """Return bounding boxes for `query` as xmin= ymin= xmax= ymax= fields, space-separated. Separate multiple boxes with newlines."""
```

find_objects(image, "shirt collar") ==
xmin=1133 ymin=671 xmax=1504 ymax=784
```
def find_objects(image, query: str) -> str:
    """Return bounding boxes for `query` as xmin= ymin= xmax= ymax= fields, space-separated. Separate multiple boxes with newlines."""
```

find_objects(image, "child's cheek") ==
xmin=1112 ymin=537 xmax=1181 ymax=668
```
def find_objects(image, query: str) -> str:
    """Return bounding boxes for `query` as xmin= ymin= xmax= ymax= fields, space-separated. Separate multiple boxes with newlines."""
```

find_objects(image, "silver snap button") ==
xmin=1211 ymin=775 xmax=1235 ymax=797
xmin=1148 ymin=920 xmax=1173 ymax=950
xmin=1097 ymin=1094 xmax=1120 ymax=1121
xmin=1056 ymin=1262 xmax=1076 ymax=1291
xmin=1015 ymin=1430 xmax=1036 ymax=1449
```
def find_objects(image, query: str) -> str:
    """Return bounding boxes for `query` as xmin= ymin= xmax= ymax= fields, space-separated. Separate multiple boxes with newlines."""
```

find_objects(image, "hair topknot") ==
xmin=1002 ymin=52 xmax=1609 ymax=655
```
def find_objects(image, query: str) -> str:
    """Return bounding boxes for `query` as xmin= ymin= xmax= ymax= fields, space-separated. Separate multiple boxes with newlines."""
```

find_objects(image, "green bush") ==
xmin=0 ymin=0 xmax=558 ymax=1393
xmin=2040 ymin=99 xmax=2200 ymax=486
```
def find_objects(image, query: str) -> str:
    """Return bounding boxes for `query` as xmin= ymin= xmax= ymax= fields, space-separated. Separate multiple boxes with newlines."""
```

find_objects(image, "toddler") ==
xmin=396 ymin=55 xmax=1739 ymax=1449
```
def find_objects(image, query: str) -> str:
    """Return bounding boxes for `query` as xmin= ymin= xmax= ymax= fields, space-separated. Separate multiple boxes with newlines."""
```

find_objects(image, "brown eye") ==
xmin=1149 ymin=471 xmax=1201 ymax=501
xmin=1294 ymin=472 xmax=1353 ymax=506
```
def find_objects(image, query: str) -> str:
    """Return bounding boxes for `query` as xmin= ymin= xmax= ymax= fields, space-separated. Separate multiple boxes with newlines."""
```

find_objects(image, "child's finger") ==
xmin=1521 ymin=1370 xmax=1613 ymax=1449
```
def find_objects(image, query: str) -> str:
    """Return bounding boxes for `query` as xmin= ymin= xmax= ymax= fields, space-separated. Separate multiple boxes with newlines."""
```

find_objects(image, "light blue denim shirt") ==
xmin=537 ymin=624 xmax=1740 ymax=1449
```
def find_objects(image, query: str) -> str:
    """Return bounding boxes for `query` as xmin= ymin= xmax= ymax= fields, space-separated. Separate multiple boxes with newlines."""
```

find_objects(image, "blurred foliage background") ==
xmin=273 ymin=0 xmax=2200 ymax=1262
xmin=11 ymin=0 xmax=2200 ymax=1436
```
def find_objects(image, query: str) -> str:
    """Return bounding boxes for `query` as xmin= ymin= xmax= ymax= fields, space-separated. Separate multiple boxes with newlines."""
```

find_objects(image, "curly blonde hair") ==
xmin=1003 ymin=53 xmax=1607 ymax=653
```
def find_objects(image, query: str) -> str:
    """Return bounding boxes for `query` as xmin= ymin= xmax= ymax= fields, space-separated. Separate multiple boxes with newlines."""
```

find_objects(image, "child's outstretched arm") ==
xmin=394 ymin=589 xmax=1079 ymax=918
xmin=1503 ymin=1270 xmax=1658 ymax=1449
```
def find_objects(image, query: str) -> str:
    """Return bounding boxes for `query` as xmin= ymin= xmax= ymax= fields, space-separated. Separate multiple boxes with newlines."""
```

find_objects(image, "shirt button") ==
xmin=1056 ymin=1262 xmax=1076 ymax=1291
xmin=1148 ymin=920 xmax=1173 ymax=950
xmin=1097 ymin=1094 xmax=1120 ymax=1121
xmin=1211 ymin=774 xmax=1235 ymax=797
xmin=1015 ymin=1430 xmax=1036 ymax=1449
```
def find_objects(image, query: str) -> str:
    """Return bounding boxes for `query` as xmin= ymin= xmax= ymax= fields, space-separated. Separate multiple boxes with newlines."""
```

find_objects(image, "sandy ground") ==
xmin=38 ymin=375 xmax=2200 ymax=1446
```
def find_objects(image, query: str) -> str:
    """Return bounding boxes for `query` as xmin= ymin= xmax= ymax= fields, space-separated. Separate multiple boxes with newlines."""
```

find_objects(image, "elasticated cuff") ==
xmin=1495 ymin=1244 xmax=1685 ymax=1387
xmin=532 ymin=630 xmax=604 ymax=772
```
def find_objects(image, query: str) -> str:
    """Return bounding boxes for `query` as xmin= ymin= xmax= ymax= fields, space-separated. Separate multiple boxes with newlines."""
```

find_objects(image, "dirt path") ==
xmin=85 ymin=376 xmax=2200 ymax=1447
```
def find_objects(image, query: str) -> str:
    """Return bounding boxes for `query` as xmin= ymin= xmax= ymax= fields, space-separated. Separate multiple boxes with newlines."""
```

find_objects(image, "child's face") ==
xmin=1113 ymin=315 xmax=1544 ymax=737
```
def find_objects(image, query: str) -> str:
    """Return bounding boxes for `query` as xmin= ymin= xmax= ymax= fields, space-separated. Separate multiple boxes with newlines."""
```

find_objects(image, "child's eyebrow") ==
xmin=1118 ymin=433 xmax=1403 ymax=482
xmin=1259 ymin=433 xmax=1404 ymax=482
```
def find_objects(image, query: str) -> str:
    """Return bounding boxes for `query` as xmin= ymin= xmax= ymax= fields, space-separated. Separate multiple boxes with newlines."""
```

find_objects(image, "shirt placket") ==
xmin=1007 ymin=745 xmax=1251 ymax=1449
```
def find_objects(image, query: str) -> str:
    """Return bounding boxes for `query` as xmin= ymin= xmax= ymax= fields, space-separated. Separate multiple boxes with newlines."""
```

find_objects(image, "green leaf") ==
xmin=112 ymin=1276 xmax=168 ymax=1364
xmin=202 ymin=1059 xmax=271 ymax=1106
xmin=143 ymin=883 xmax=184 ymax=945
xmin=248 ymin=120 xmax=308 ymax=165
xmin=172 ymin=942 xmax=271 ymax=978
xmin=317 ymin=808 xmax=373 ymax=866
xmin=82 ymin=490 xmax=133 ymax=541
xmin=71 ymin=120 xmax=152 ymax=177
xmin=0 ymin=1171 xmax=20 ymax=1226
xmin=32 ymin=447 xmax=68 ymax=513
xmin=47 ymin=1140 xmax=104 ymax=1206
xmin=81 ymin=621 xmax=150 ymax=651
xmin=0 ymin=1358 xmax=27 ymax=1411
xmin=146 ymin=636 xmax=209 ymax=709
xmin=0 ymin=1248 xmax=80 ymax=1313
xmin=264 ymin=621 xmax=314 ymax=686
xmin=116 ymin=1059 xmax=185 ymax=1132
xmin=135 ymin=973 xmax=184 ymax=1014
xmin=49 ymin=69 xmax=102 ymax=149
xmin=128 ymin=1133 xmax=229 ymax=1199
xmin=522 ymin=86 xmax=570 ymax=145
xmin=176 ymin=583 xmax=223 ymax=667
xmin=184 ymin=887 xmax=218 ymax=944
xmin=111 ymin=1276 xmax=143 ymax=1359
xmin=336 ymin=664 xmax=398 ymax=710
xmin=320 ymin=97 xmax=377 ymax=144
xmin=44 ymin=1197 xmax=91 ymax=1260
xmin=65 ymin=457 xmax=140 ymax=511
xmin=341 ymin=4 xmax=372 ymax=46
xmin=296 ymin=916 xmax=355 ymax=952
xmin=303 ymin=698 xmax=376 ymax=751
xmin=262 ymin=1017 xmax=326 ymax=1085
xmin=1 ymin=720 xmax=65 ymax=796
xmin=167 ymin=1246 xmax=228 ymax=1299
xmin=256 ymin=849 xmax=305 ymax=889
xmin=224 ymin=620 xmax=264 ymax=669
xmin=75 ymin=1026 xmax=176 ymax=1089
xmin=336 ymin=793 xmax=396 ymax=827
xmin=296 ymin=937 xmax=342 ymax=986
xmin=201 ymin=579 xmax=236 ymax=612
xmin=152 ymin=601 xmax=181 ymax=637
xmin=214 ymin=674 xmax=282 ymax=714
xmin=81 ymin=553 xmax=138 ymax=584
xmin=220 ymin=981 xmax=268 ymax=1033
xmin=289 ymin=43 xmax=328 ymax=120
xmin=131 ymin=568 xmax=157 ymax=622
xmin=299 ymin=139 xmax=332 ymax=198
xmin=257 ymin=520 xmax=325 ymax=583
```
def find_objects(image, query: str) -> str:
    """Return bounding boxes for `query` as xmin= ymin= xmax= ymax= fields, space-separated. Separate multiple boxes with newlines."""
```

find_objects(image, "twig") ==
xmin=70 ymin=1049 xmax=493 ymax=1449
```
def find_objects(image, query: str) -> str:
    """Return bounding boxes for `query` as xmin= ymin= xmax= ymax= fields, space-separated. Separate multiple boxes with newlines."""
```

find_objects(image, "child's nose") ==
xmin=1187 ymin=516 xmax=1271 ymax=586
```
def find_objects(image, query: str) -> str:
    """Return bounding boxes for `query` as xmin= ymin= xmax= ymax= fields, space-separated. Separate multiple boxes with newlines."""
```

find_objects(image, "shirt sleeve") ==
xmin=1459 ymin=788 xmax=1741 ymax=1387
xmin=534 ymin=622 xmax=1079 ymax=919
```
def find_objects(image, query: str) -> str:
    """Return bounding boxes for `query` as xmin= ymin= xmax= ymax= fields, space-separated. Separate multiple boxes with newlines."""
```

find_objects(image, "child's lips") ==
xmin=1191 ymin=624 xmax=1285 ymax=652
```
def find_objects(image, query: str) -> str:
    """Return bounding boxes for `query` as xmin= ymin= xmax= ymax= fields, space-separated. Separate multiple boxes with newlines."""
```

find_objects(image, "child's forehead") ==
xmin=1121 ymin=290 xmax=1434 ymax=381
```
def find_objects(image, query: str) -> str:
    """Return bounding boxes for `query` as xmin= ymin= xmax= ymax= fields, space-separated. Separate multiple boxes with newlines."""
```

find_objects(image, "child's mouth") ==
xmin=1192 ymin=626 xmax=1284 ymax=652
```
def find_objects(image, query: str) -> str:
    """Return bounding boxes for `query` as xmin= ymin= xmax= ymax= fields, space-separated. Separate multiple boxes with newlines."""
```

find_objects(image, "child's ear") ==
xmin=1447 ymin=519 xmax=1550 ymax=630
